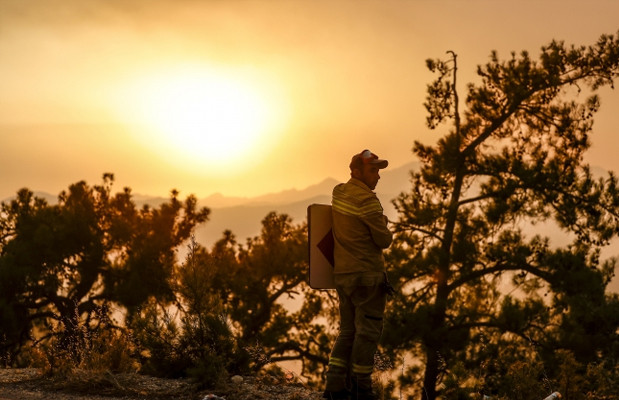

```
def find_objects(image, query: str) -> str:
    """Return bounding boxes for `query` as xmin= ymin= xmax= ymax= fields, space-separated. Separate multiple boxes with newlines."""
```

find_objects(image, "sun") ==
xmin=115 ymin=65 xmax=285 ymax=171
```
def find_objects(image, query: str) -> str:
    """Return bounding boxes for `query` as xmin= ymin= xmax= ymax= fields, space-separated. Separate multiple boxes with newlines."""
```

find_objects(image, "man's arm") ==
xmin=360 ymin=198 xmax=392 ymax=249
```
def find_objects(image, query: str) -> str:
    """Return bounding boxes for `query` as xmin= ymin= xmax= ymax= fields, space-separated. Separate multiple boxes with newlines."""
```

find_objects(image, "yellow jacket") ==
xmin=331 ymin=178 xmax=392 ymax=275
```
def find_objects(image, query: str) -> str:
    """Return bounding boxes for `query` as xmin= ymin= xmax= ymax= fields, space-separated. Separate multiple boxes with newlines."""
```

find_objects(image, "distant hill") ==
xmin=193 ymin=178 xmax=340 ymax=210
xmin=194 ymin=194 xmax=330 ymax=246
xmin=195 ymin=161 xmax=418 ymax=246
xmin=0 ymin=161 xmax=418 ymax=245
xmin=196 ymin=160 xmax=417 ymax=211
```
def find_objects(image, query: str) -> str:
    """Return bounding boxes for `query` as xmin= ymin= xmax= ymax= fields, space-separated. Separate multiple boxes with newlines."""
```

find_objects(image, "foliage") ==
xmin=124 ymin=212 xmax=337 ymax=387
xmin=0 ymin=174 xmax=209 ymax=367
xmin=11 ymin=301 xmax=139 ymax=381
xmin=0 ymin=172 xmax=334 ymax=388
xmin=178 ymin=213 xmax=337 ymax=386
xmin=127 ymin=237 xmax=235 ymax=388
xmin=384 ymin=32 xmax=619 ymax=399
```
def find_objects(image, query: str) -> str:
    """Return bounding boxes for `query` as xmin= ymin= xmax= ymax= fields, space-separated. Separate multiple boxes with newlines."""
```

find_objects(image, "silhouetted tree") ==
xmin=128 ymin=234 xmax=238 ymax=384
xmin=385 ymin=33 xmax=619 ymax=399
xmin=171 ymin=212 xmax=336 ymax=384
xmin=233 ymin=212 xmax=336 ymax=382
xmin=0 ymin=174 xmax=209 ymax=364
xmin=106 ymin=187 xmax=209 ymax=314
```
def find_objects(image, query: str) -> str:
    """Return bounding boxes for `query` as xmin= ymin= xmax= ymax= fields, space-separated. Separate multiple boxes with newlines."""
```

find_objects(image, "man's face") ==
xmin=357 ymin=164 xmax=381 ymax=190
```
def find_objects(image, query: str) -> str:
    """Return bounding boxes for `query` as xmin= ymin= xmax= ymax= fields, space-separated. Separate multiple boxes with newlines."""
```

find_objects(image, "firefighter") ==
xmin=324 ymin=149 xmax=393 ymax=400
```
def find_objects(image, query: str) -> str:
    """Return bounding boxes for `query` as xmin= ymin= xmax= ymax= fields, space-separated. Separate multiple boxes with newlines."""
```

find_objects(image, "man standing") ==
xmin=324 ymin=149 xmax=393 ymax=400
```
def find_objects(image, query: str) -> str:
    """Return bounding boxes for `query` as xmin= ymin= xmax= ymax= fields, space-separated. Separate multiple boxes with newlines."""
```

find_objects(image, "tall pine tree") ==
xmin=385 ymin=33 xmax=619 ymax=399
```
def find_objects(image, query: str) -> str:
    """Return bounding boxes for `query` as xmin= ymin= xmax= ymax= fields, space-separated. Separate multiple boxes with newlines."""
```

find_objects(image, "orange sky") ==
xmin=1 ymin=0 xmax=618 ymax=200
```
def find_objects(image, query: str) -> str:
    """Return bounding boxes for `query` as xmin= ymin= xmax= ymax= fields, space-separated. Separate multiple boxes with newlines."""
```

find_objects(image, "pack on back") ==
xmin=307 ymin=204 xmax=336 ymax=289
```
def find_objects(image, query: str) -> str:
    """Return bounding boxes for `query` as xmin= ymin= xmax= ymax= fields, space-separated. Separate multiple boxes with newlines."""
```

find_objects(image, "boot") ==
xmin=323 ymin=389 xmax=350 ymax=400
xmin=351 ymin=375 xmax=376 ymax=400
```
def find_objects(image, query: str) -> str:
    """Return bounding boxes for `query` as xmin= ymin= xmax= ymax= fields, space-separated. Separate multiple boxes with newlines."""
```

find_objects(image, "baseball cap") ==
xmin=349 ymin=149 xmax=388 ymax=171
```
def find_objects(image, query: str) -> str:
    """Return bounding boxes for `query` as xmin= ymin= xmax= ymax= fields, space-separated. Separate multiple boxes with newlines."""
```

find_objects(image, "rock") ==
xmin=203 ymin=394 xmax=225 ymax=400
xmin=231 ymin=375 xmax=244 ymax=385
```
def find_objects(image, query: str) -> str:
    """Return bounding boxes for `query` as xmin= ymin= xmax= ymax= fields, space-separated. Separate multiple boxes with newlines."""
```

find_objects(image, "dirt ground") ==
xmin=0 ymin=368 xmax=323 ymax=400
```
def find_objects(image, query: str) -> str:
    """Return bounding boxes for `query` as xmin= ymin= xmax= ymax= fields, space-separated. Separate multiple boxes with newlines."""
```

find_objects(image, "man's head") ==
xmin=349 ymin=149 xmax=388 ymax=190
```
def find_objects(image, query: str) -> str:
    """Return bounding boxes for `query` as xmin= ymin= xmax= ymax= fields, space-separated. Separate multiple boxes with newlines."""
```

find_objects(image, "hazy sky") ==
xmin=1 ymin=0 xmax=618 ymax=200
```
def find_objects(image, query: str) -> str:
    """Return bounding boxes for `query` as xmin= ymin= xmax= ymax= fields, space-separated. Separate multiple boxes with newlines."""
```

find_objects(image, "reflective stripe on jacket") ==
xmin=331 ymin=178 xmax=392 ymax=274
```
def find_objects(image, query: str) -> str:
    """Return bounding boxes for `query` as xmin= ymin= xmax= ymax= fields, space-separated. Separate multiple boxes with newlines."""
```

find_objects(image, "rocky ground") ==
xmin=0 ymin=369 xmax=324 ymax=400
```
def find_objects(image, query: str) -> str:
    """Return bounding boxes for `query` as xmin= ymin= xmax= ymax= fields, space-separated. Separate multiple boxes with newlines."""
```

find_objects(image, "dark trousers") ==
xmin=325 ymin=282 xmax=386 ymax=392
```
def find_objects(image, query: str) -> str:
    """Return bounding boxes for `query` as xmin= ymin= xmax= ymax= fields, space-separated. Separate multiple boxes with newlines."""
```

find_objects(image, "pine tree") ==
xmin=385 ymin=33 xmax=619 ymax=399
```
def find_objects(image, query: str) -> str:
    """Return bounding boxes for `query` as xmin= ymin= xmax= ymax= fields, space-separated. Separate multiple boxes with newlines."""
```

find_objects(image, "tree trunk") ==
xmin=421 ymin=280 xmax=449 ymax=400
xmin=420 ymin=148 xmax=465 ymax=399
xmin=422 ymin=343 xmax=439 ymax=400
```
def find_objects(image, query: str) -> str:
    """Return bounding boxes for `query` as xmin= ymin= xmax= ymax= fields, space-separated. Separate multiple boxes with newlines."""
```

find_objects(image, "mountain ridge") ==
xmin=1 ymin=161 xmax=417 ymax=210
xmin=193 ymin=161 xmax=417 ymax=245
xmin=0 ymin=162 xmax=417 ymax=247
